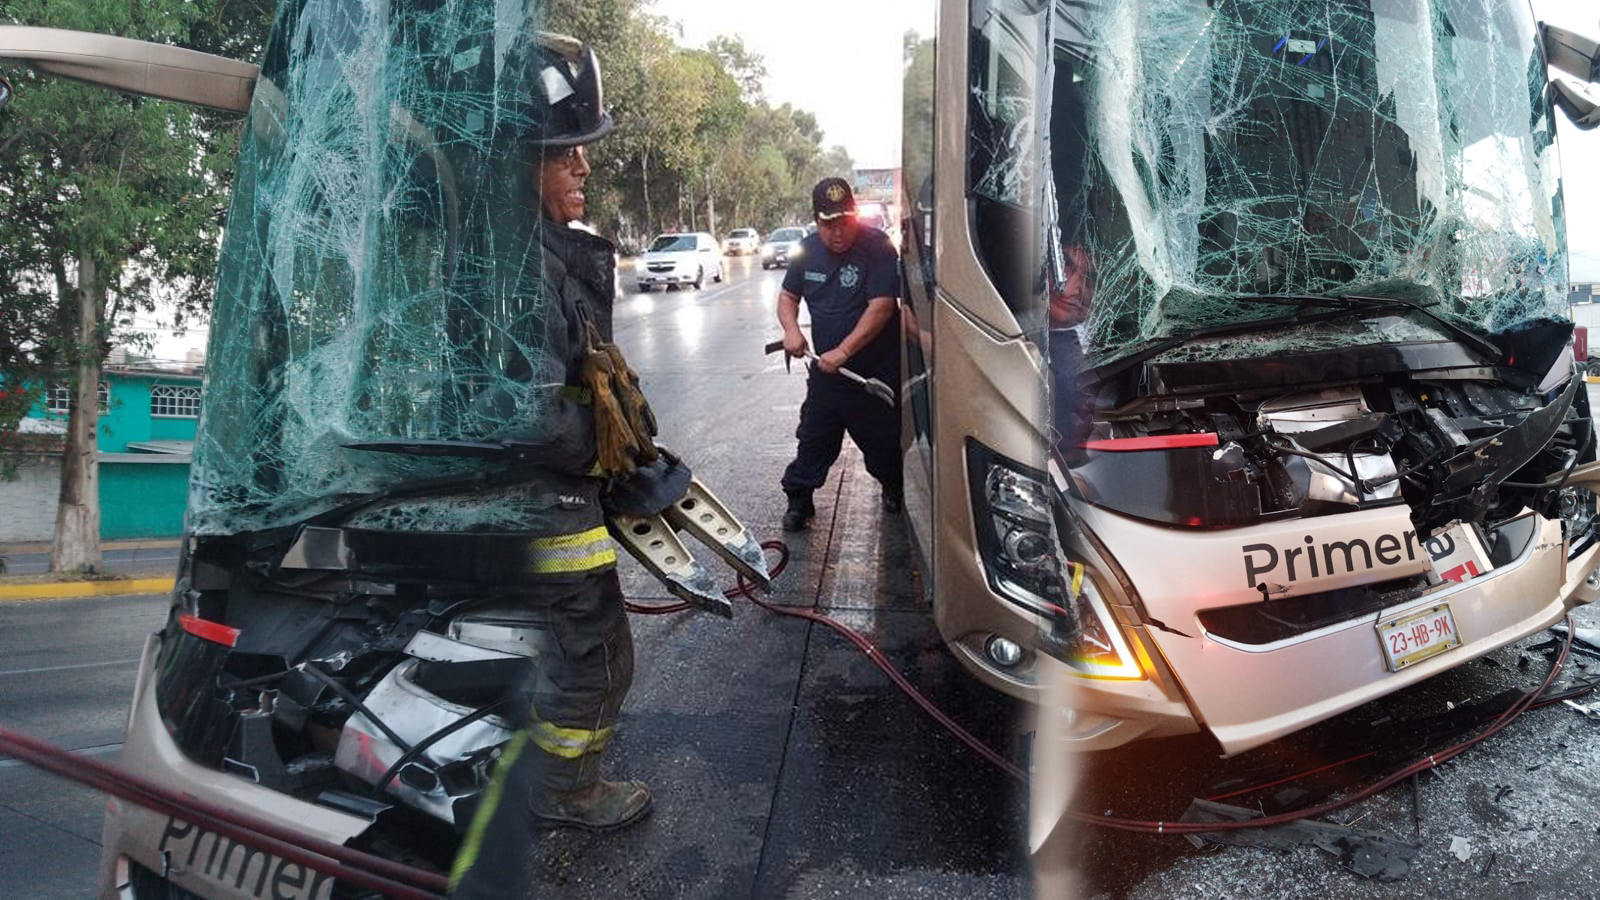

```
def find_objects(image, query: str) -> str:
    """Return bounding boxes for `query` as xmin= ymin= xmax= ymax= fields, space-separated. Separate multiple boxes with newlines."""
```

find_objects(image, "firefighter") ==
xmin=451 ymin=35 xmax=650 ymax=897
xmin=778 ymin=177 xmax=903 ymax=531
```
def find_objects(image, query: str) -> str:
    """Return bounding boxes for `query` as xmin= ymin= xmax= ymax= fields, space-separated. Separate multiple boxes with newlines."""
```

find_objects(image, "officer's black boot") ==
xmin=783 ymin=489 xmax=815 ymax=531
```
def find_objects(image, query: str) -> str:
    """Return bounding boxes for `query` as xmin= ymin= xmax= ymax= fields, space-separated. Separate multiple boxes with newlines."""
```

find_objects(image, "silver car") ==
xmin=759 ymin=226 xmax=807 ymax=269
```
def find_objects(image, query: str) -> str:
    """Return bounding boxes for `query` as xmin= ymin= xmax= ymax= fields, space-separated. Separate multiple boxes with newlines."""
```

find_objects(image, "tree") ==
xmin=707 ymin=35 xmax=766 ymax=103
xmin=542 ymin=0 xmax=852 ymax=243
xmin=0 ymin=0 xmax=272 ymax=571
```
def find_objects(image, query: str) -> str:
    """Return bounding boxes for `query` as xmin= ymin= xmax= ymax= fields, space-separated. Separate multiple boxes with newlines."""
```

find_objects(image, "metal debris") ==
xmin=1550 ymin=622 xmax=1600 ymax=651
xmin=1180 ymin=799 xmax=1420 ymax=882
xmin=1563 ymin=699 xmax=1600 ymax=719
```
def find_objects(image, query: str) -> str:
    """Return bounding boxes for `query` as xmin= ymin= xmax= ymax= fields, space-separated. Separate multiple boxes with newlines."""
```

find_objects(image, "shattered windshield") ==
xmin=648 ymin=235 xmax=697 ymax=252
xmin=188 ymin=0 xmax=568 ymax=535
xmin=1046 ymin=0 xmax=1567 ymax=364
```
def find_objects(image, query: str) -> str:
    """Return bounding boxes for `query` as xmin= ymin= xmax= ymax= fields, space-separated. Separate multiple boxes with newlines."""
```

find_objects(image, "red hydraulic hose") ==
xmin=0 ymin=726 xmax=449 ymax=898
xmin=706 ymin=540 xmax=1581 ymax=836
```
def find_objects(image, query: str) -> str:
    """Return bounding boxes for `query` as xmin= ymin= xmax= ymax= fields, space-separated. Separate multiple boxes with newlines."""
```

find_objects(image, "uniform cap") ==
xmin=811 ymin=177 xmax=857 ymax=221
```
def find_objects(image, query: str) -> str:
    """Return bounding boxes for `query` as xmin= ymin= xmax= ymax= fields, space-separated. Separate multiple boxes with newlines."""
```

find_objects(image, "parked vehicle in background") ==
xmin=723 ymin=227 xmax=760 ymax=255
xmin=761 ymin=226 xmax=807 ymax=269
xmin=637 ymin=231 xmax=724 ymax=291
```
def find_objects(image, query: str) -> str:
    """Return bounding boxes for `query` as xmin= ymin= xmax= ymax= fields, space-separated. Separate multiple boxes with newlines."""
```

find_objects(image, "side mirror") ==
xmin=0 ymin=75 xmax=10 ymax=110
xmin=1551 ymin=77 xmax=1600 ymax=130
xmin=1543 ymin=23 xmax=1600 ymax=83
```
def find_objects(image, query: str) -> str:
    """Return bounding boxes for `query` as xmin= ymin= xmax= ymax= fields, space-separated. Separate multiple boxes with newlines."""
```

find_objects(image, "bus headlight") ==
xmin=966 ymin=440 xmax=1143 ymax=679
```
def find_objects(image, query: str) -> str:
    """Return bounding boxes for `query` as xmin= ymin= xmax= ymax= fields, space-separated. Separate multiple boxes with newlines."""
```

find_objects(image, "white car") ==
xmin=637 ymin=232 xmax=724 ymax=291
xmin=723 ymin=228 xmax=760 ymax=255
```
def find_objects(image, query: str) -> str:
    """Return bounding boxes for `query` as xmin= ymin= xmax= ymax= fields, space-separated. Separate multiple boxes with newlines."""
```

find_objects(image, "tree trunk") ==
xmin=51 ymin=250 xmax=103 ymax=574
xmin=704 ymin=168 xmax=717 ymax=237
xmin=640 ymin=147 xmax=654 ymax=236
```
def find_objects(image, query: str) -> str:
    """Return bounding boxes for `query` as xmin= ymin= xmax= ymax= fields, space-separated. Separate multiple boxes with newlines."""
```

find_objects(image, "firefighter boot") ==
xmin=531 ymin=779 xmax=653 ymax=832
xmin=783 ymin=490 xmax=815 ymax=532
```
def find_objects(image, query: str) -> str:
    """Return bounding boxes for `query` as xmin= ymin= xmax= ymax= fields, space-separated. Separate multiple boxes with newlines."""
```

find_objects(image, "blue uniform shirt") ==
xmin=782 ymin=227 xmax=901 ymax=381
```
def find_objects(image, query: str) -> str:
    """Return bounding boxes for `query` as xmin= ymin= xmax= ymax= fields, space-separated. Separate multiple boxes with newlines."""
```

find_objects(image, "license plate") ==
xmin=1377 ymin=603 xmax=1461 ymax=672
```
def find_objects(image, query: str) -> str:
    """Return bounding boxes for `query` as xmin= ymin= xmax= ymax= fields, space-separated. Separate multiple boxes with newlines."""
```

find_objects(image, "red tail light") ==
xmin=179 ymin=613 xmax=239 ymax=647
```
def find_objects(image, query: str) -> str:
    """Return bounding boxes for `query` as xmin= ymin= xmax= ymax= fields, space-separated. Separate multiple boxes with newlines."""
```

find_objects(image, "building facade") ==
xmin=1 ymin=363 xmax=201 ymax=542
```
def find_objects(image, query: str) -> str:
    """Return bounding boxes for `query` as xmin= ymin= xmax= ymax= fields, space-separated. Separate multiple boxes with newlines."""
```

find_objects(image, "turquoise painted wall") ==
xmin=100 ymin=459 xmax=190 ymax=539
xmin=15 ymin=370 xmax=200 ymax=539
xmin=26 ymin=371 xmax=200 ymax=452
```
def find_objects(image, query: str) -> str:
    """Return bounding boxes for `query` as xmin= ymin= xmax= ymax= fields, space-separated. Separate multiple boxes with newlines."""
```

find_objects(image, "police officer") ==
xmin=451 ymin=34 xmax=649 ymax=898
xmin=778 ymin=177 xmax=902 ymax=531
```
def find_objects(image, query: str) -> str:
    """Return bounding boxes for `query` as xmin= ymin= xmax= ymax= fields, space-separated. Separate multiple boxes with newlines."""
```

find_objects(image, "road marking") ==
xmin=0 ymin=742 xmax=122 ymax=770
xmin=0 ymin=658 xmax=141 ymax=677
xmin=0 ymin=576 xmax=173 ymax=601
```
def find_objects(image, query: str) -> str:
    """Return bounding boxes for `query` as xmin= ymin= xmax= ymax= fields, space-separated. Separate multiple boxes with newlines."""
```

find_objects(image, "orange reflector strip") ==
xmin=179 ymin=612 xmax=240 ymax=647
xmin=1082 ymin=433 xmax=1219 ymax=452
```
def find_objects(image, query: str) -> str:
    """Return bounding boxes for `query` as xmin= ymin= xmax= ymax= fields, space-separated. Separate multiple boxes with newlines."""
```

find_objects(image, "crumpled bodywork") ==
xmin=190 ymin=0 xmax=566 ymax=534
xmin=1046 ymin=0 xmax=1568 ymax=365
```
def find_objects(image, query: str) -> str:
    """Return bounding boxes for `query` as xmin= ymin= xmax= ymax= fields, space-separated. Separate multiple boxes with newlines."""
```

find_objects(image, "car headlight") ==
xmin=966 ymin=440 xmax=1143 ymax=679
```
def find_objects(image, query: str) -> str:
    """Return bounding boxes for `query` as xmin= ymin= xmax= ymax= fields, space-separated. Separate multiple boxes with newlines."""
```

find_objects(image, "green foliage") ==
xmin=544 ymin=0 xmax=850 ymax=246
xmin=0 ymin=0 xmax=273 ymax=479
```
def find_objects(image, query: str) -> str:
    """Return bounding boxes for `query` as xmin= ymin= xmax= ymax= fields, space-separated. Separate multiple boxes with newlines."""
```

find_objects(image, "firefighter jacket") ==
xmin=335 ymin=220 xmax=622 ymax=581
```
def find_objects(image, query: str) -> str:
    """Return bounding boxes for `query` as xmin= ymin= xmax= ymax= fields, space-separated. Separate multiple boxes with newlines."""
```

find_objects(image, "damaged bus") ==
xmin=2 ymin=4 xmax=772 ymax=896
xmin=901 ymin=0 xmax=1600 ymax=756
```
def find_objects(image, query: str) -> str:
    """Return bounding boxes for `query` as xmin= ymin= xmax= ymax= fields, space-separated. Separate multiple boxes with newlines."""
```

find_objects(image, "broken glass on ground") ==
xmin=1181 ymin=798 xmax=1421 ymax=881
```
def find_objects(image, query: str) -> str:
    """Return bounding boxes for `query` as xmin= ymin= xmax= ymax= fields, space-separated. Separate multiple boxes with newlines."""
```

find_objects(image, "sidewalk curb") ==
xmin=0 ymin=577 xmax=174 ymax=601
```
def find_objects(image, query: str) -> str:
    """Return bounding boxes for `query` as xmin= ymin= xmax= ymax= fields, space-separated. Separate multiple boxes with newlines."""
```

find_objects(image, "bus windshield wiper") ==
xmin=1086 ymin=292 xmax=1502 ymax=387
xmin=1233 ymin=293 xmax=1503 ymax=362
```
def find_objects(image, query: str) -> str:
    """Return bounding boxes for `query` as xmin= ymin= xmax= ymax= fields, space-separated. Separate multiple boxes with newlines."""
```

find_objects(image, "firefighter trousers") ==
xmin=450 ymin=569 xmax=633 ymax=896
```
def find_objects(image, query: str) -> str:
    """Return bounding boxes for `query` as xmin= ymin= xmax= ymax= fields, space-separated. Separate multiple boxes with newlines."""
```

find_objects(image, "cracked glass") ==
xmin=1045 ymin=0 xmax=1568 ymax=366
xmin=188 ymin=0 xmax=576 ymax=535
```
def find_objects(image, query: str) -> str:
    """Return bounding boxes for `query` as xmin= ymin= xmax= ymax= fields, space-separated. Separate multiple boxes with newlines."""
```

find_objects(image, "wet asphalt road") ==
xmin=0 ymin=256 xmax=1030 ymax=898
xmin=0 ymin=593 xmax=165 ymax=898
xmin=8 ymin=255 xmax=1600 ymax=899
xmin=1043 ymin=394 xmax=1600 ymax=899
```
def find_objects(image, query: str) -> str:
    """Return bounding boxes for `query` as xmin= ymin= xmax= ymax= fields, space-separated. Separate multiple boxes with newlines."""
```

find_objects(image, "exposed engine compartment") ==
xmin=1067 ymin=370 xmax=1591 ymax=545
xmin=154 ymin=535 xmax=575 ymax=869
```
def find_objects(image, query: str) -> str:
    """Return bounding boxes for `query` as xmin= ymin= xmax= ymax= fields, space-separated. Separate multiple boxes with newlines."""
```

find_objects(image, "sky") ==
xmin=142 ymin=0 xmax=1600 ymax=359
xmin=650 ymin=0 xmax=928 ymax=170
xmin=1534 ymin=0 xmax=1600 ymax=279
xmin=654 ymin=0 xmax=1600 ymax=274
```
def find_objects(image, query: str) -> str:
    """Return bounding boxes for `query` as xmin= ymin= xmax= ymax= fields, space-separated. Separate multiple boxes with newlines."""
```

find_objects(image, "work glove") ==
xmin=580 ymin=321 xmax=660 ymax=478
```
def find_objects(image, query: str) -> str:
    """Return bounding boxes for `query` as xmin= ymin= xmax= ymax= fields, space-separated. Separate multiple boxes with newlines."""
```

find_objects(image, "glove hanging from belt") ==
xmin=580 ymin=320 xmax=660 ymax=478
